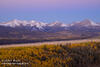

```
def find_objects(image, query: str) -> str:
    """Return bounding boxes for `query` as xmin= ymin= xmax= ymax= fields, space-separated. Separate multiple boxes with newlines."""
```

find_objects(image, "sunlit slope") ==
xmin=0 ymin=42 xmax=100 ymax=67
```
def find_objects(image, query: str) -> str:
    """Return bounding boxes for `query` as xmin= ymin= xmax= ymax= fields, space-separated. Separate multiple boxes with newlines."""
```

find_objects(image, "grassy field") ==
xmin=0 ymin=42 xmax=100 ymax=67
xmin=0 ymin=39 xmax=100 ymax=48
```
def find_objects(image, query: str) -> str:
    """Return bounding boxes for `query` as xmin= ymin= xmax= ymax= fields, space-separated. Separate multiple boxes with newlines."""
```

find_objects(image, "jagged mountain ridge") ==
xmin=0 ymin=19 xmax=100 ymax=40
xmin=0 ymin=19 xmax=99 ymax=29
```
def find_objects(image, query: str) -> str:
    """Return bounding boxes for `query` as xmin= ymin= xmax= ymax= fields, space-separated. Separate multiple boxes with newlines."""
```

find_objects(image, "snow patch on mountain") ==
xmin=48 ymin=21 xmax=68 ymax=27
xmin=69 ymin=19 xmax=100 ymax=27
xmin=0 ymin=19 xmax=100 ymax=30
xmin=0 ymin=19 xmax=47 ymax=29
xmin=80 ymin=19 xmax=99 ymax=26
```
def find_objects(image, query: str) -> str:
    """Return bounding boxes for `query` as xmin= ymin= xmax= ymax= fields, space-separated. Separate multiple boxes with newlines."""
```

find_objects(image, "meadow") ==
xmin=0 ymin=42 xmax=100 ymax=67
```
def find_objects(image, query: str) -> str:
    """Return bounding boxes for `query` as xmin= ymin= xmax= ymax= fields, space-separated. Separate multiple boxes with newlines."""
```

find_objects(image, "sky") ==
xmin=0 ymin=0 xmax=100 ymax=23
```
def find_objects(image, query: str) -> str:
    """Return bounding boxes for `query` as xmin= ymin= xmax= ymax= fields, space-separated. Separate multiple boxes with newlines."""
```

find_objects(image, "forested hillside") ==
xmin=0 ymin=42 xmax=100 ymax=67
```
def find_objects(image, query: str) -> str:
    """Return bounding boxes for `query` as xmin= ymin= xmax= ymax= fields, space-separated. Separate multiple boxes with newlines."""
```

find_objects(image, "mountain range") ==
xmin=0 ymin=19 xmax=100 ymax=44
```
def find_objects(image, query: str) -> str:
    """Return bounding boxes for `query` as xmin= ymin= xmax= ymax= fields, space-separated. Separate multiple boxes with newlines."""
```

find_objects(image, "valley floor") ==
xmin=0 ymin=39 xmax=100 ymax=48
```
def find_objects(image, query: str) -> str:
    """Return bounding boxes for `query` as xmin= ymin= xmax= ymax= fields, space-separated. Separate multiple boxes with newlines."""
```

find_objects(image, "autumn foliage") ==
xmin=0 ymin=42 xmax=100 ymax=67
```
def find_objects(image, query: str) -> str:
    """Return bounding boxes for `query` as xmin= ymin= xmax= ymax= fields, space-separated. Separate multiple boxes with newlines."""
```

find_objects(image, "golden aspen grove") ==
xmin=0 ymin=42 xmax=100 ymax=67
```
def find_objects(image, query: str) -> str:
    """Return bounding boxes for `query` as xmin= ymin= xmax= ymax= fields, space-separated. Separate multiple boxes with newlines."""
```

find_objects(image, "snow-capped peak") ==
xmin=29 ymin=20 xmax=47 ymax=29
xmin=80 ymin=19 xmax=99 ymax=26
xmin=70 ymin=19 xmax=99 ymax=26
xmin=0 ymin=19 xmax=99 ymax=29
xmin=48 ymin=21 xmax=68 ymax=27
xmin=0 ymin=19 xmax=24 ymax=27
xmin=0 ymin=19 xmax=47 ymax=29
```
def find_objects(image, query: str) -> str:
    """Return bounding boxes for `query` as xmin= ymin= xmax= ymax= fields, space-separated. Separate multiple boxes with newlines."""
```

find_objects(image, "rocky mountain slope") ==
xmin=0 ymin=19 xmax=100 ymax=40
